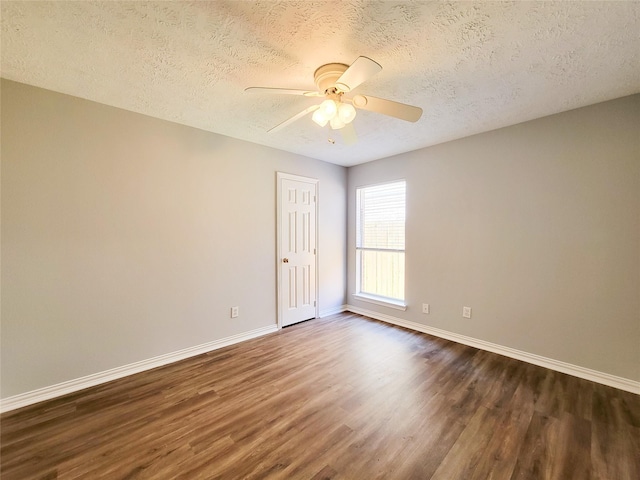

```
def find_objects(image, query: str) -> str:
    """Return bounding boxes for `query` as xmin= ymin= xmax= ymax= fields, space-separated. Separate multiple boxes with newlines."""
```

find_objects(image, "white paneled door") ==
xmin=277 ymin=173 xmax=318 ymax=327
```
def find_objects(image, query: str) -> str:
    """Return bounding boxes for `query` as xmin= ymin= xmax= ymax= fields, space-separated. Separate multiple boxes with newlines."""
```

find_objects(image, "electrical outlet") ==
xmin=463 ymin=306 xmax=472 ymax=319
xmin=231 ymin=306 xmax=239 ymax=318
xmin=422 ymin=303 xmax=430 ymax=314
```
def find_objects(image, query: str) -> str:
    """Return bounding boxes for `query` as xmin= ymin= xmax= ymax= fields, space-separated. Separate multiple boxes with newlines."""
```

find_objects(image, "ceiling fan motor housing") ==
xmin=314 ymin=63 xmax=349 ymax=93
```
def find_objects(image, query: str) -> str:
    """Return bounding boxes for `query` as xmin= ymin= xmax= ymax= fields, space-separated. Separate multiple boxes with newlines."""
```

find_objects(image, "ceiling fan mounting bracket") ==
xmin=314 ymin=63 xmax=349 ymax=93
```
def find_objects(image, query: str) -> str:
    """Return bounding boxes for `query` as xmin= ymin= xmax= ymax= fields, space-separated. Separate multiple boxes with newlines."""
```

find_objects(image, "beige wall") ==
xmin=348 ymin=94 xmax=640 ymax=381
xmin=1 ymin=80 xmax=347 ymax=398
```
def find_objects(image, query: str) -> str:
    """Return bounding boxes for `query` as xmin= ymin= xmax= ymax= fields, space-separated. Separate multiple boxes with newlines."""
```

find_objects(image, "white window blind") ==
xmin=356 ymin=181 xmax=406 ymax=303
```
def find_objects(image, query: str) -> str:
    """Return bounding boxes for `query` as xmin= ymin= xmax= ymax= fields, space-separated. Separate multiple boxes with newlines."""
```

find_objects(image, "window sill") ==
xmin=352 ymin=293 xmax=407 ymax=311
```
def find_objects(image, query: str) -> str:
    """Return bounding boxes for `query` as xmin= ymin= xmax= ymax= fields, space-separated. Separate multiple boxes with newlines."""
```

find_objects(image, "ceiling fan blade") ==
xmin=340 ymin=123 xmax=357 ymax=145
xmin=245 ymin=87 xmax=321 ymax=97
xmin=350 ymin=94 xmax=422 ymax=122
xmin=268 ymin=104 xmax=320 ymax=133
xmin=335 ymin=56 xmax=382 ymax=92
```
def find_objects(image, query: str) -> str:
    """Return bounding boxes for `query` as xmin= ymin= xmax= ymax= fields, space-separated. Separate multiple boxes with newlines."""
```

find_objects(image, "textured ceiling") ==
xmin=2 ymin=1 xmax=639 ymax=167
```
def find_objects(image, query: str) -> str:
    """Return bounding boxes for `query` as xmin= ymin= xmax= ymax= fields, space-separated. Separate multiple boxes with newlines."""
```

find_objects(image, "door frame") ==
xmin=276 ymin=172 xmax=319 ymax=329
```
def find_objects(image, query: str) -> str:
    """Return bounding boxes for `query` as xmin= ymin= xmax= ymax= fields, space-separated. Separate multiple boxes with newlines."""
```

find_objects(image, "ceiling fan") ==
xmin=245 ymin=56 xmax=423 ymax=144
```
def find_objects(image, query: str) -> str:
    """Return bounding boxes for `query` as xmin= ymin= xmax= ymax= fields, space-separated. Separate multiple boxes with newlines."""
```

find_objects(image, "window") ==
xmin=355 ymin=180 xmax=406 ymax=308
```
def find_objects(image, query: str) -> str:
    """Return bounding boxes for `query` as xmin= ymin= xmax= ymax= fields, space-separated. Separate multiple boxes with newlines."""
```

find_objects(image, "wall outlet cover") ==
xmin=463 ymin=307 xmax=472 ymax=319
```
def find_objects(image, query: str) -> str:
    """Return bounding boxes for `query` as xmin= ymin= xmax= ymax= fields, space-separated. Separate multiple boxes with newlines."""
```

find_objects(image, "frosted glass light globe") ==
xmin=312 ymin=109 xmax=329 ymax=127
xmin=319 ymin=99 xmax=337 ymax=118
xmin=338 ymin=103 xmax=356 ymax=124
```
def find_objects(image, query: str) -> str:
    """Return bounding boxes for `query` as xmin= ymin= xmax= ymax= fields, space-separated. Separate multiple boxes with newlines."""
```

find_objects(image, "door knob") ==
xmin=283 ymin=258 xmax=289 ymax=263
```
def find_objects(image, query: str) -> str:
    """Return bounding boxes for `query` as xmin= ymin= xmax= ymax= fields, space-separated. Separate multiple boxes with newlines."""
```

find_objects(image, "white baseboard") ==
xmin=346 ymin=305 xmax=640 ymax=395
xmin=319 ymin=304 xmax=348 ymax=318
xmin=4 ymin=309 xmax=637 ymax=414
xmin=0 ymin=324 xmax=279 ymax=414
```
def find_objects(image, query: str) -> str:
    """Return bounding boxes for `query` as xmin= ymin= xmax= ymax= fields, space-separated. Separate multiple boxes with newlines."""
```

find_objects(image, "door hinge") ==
xmin=314 ymin=248 xmax=316 ymax=255
xmin=314 ymin=301 xmax=316 ymax=307
xmin=313 ymin=196 xmax=316 ymax=203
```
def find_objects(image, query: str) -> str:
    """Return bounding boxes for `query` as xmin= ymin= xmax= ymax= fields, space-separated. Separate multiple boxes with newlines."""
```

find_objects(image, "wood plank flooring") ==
xmin=1 ymin=313 xmax=638 ymax=479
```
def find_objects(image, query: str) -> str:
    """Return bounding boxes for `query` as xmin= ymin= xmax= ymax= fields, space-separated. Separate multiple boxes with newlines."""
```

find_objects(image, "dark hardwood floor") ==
xmin=1 ymin=313 xmax=638 ymax=479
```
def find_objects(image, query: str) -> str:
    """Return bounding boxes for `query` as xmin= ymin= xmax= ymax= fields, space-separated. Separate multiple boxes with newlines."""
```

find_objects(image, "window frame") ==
xmin=353 ymin=180 xmax=407 ymax=311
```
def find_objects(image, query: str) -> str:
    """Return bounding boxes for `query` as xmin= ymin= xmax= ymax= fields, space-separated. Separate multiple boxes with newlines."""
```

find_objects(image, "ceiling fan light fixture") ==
xmin=337 ymin=103 xmax=356 ymax=124
xmin=313 ymin=99 xmax=354 ymax=129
